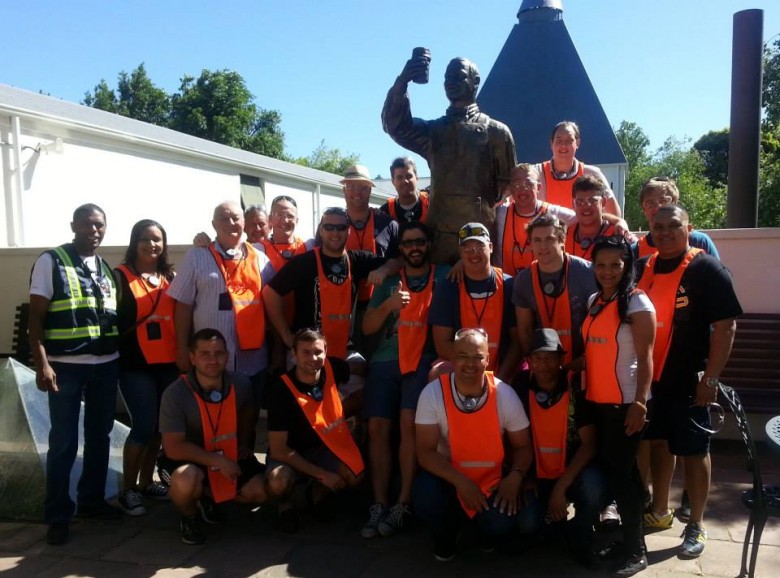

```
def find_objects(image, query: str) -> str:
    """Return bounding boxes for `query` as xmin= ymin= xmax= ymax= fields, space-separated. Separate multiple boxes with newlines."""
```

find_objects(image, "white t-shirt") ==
xmin=29 ymin=251 xmax=119 ymax=364
xmin=586 ymin=291 xmax=655 ymax=401
xmin=534 ymin=161 xmax=616 ymax=203
xmin=415 ymin=373 xmax=530 ymax=459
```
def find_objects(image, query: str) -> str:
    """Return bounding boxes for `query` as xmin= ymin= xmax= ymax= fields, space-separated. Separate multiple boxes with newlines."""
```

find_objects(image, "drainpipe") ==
xmin=314 ymin=183 xmax=321 ymax=236
xmin=7 ymin=116 xmax=24 ymax=247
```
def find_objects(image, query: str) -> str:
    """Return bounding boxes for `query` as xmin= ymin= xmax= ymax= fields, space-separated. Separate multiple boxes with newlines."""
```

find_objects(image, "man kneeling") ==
xmin=414 ymin=328 xmax=533 ymax=561
xmin=160 ymin=328 xmax=268 ymax=545
xmin=265 ymin=329 xmax=364 ymax=532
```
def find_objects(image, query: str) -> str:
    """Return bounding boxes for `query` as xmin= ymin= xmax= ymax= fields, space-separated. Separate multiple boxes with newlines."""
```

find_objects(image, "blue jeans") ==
xmin=119 ymin=364 xmax=178 ymax=446
xmin=516 ymin=463 xmax=608 ymax=552
xmin=45 ymin=360 xmax=119 ymax=523
xmin=413 ymin=470 xmax=517 ymax=546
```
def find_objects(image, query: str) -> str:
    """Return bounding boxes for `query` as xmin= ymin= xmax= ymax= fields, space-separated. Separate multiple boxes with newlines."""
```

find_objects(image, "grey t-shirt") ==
xmin=511 ymin=255 xmax=596 ymax=358
xmin=159 ymin=371 xmax=252 ymax=448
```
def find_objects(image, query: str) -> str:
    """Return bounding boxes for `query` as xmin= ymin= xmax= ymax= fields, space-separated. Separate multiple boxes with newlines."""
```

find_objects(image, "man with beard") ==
xmin=379 ymin=157 xmax=429 ymax=223
xmin=360 ymin=222 xmax=449 ymax=538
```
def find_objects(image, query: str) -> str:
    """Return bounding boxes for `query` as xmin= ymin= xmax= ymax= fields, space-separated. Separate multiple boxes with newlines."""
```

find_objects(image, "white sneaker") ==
xmin=118 ymin=489 xmax=147 ymax=516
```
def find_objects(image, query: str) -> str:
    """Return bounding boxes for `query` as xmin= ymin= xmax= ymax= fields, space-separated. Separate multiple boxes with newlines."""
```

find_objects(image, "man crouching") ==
xmin=160 ymin=328 xmax=268 ymax=544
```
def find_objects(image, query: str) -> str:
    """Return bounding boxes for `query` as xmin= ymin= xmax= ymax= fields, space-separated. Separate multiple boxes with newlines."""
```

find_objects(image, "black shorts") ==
xmin=157 ymin=453 xmax=265 ymax=492
xmin=644 ymin=396 xmax=711 ymax=456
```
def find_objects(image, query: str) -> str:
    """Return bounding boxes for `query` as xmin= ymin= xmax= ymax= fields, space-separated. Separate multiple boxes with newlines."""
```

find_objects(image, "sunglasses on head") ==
xmin=321 ymin=223 xmax=348 ymax=232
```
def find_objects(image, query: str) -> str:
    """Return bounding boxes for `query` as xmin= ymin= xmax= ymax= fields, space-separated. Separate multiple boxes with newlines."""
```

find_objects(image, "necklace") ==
xmin=454 ymin=378 xmax=487 ymax=412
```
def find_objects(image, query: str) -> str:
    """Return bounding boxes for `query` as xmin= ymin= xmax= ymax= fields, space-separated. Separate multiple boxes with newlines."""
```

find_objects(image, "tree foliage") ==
xmin=693 ymin=129 xmax=729 ymax=188
xmin=83 ymin=64 xmax=284 ymax=158
xmin=292 ymin=140 xmax=360 ymax=175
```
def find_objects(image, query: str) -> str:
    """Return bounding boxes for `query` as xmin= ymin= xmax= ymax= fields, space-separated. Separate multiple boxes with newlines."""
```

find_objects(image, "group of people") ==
xmin=30 ymin=121 xmax=741 ymax=576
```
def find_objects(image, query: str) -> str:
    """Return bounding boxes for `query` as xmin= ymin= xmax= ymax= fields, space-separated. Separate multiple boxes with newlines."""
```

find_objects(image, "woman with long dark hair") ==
xmin=579 ymin=236 xmax=656 ymax=576
xmin=115 ymin=219 xmax=177 ymax=515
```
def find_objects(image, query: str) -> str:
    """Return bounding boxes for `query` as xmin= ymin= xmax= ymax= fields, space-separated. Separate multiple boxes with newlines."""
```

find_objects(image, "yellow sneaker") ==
xmin=643 ymin=508 xmax=675 ymax=530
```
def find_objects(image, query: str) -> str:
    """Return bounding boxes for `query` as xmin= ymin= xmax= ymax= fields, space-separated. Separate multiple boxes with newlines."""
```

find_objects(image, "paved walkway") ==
xmin=1 ymin=441 xmax=778 ymax=577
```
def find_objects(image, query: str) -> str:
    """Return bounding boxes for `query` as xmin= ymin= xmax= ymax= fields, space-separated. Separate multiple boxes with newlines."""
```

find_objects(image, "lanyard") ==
xmin=537 ymin=258 xmax=568 ymax=327
xmin=466 ymin=271 xmax=495 ymax=328
xmin=350 ymin=212 xmax=372 ymax=249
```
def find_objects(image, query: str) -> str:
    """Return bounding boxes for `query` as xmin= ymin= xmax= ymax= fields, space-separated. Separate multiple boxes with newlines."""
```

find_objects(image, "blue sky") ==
xmin=3 ymin=0 xmax=779 ymax=178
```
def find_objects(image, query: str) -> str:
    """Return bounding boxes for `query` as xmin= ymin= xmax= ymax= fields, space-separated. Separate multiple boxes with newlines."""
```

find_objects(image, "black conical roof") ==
xmin=478 ymin=2 xmax=626 ymax=165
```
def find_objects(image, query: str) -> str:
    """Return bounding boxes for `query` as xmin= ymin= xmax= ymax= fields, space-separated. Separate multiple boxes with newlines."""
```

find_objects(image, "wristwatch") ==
xmin=704 ymin=376 xmax=719 ymax=389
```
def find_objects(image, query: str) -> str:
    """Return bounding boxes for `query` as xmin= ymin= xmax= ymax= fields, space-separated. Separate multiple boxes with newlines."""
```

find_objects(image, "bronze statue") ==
xmin=382 ymin=53 xmax=517 ymax=264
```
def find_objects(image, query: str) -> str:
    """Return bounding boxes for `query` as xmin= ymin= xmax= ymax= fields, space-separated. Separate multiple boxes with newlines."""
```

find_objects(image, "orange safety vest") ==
xmin=565 ymin=222 xmax=615 ymax=262
xmin=542 ymin=160 xmax=584 ymax=208
xmin=501 ymin=203 xmax=549 ymax=276
xmin=529 ymin=390 xmax=570 ymax=479
xmin=581 ymin=295 xmax=624 ymax=403
xmin=636 ymin=248 xmax=702 ymax=381
xmin=346 ymin=211 xmax=377 ymax=302
xmin=636 ymin=235 xmax=656 ymax=258
xmin=314 ymin=248 xmax=352 ymax=359
xmin=531 ymin=258 xmax=574 ymax=366
xmin=115 ymin=265 xmax=176 ymax=365
xmin=441 ymin=372 xmax=504 ymax=518
xmin=398 ymin=266 xmax=436 ymax=374
xmin=387 ymin=191 xmax=429 ymax=223
xmin=260 ymin=236 xmax=307 ymax=272
xmin=281 ymin=360 xmax=365 ymax=476
xmin=208 ymin=243 xmax=265 ymax=350
xmin=458 ymin=269 xmax=504 ymax=371
xmin=187 ymin=377 xmax=239 ymax=503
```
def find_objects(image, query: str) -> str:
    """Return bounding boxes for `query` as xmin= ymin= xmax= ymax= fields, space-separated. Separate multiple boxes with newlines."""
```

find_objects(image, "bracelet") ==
xmin=632 ymin=400 xmax=647 ymax=411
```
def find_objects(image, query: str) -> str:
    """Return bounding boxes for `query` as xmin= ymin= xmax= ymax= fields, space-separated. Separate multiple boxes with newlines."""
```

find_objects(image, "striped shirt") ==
xmin=167 ymin=243 xmax=275 ymax=376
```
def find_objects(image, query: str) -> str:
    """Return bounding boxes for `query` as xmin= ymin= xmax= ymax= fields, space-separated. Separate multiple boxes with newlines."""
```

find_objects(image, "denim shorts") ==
xmin=644 ymin=396 xmax=711 ymax=456
xmin=364 ymin=358 xmax=433 ymax=419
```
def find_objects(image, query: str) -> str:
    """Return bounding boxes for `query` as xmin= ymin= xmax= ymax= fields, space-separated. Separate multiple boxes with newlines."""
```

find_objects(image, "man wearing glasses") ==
xmin=565 ymin=175 xmax=617 ymax=262
xmin=634 ymin=177 xmax=720 ymax=259
xmin=264 ymin=329 xmax=361 ymax=533
xmin=636 ymin=205 xmax=740 ymax=559
xmin=428 ymin=222 xmax=520 ymax=383
xmin=359 ymin=222 xmax=449 ymax=539
xmin=259 ymin=196 xmax=313 ymax=272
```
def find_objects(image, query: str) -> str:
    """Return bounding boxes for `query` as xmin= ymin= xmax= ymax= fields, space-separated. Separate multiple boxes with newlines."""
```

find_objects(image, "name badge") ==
xmin=218 ymin=292 xmax=233 ymax=311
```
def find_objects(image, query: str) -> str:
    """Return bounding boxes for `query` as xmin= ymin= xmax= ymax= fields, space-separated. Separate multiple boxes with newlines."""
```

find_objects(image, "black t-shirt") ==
xmin=267 ymin=249 xmax=386 ymax=333
xmin=636 ymin=251 xmax=742 ymax=394
xmin=266 ymin=357 xmax=351 ymax=454
xmin=379 ymin=198 xmax=425 ymax=223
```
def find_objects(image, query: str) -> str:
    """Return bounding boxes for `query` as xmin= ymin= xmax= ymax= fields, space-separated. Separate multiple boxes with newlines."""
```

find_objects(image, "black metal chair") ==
xmin=718 ymin=383 xmax=780 ymax=578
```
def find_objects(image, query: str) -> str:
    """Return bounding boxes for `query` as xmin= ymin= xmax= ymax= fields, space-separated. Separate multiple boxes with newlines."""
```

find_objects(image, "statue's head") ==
xmin=444 ymin=58 xmax=479 ymax=105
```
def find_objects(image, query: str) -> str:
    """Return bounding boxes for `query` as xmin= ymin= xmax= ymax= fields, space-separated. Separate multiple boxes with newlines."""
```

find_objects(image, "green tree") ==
xmin=83 ymin=64 xmax=169 ymax=125
xmin=83 ymin=79 xmax=120 ymax=113
xmin=759 ymin=38 xmax=780 ymax=226
xmin=293 ymin=140 xmax=360 ymax=175
xmin=693 ymin=129 xmax=729 ymax=188
xmin=615 ymin=121 xmax=653 ymax=228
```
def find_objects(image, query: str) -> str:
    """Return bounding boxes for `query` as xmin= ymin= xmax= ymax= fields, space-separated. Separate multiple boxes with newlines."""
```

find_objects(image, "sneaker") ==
xmin=378 ymin=503 xmax=412 ymax=537
xmin=197 ymin=496 xmax=226 ymax=525
xmin=614 ymin=553 xmax=648 ymax=577
xmin=46 ymin=522 xmax=69 ymax=545
xmin=433 ymin=536 xmax=457 ymax=562
xmin=142 ymin=481 xmax=170 ymax=501
xmin=679 ymin=522 xmax=707 ymax=558
xmin=361 ymin=503 xmax=385 ymax=539
xmin=677 ymin=491 xmax=691 ymax=523
xmin=76 ymin=500 xmax=123 ymax=520
xmin=643 ymin=509 xmax=675 ymax=530
xmin=180 ymin=515 xmax=206 ymax=545
xmin=118 ymin=489 xmax=147 ymax=516
xmin=600 ymin=502 xmax=621 ymax=529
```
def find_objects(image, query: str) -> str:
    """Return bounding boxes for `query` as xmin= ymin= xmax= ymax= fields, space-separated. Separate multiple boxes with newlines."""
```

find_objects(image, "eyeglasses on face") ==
xmin=400 ymin=238 xmax=428 ymax=248
xmin=642 ymin=196 xmax=673 ymax=210
xmin=321 ymin=223 xmax=348 ymax=232
xmin=574 ymin=196 xmax=602 ymax=208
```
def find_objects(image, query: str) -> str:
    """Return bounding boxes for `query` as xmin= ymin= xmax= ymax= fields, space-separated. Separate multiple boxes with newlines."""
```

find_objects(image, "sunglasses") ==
xmin=400 ymin=238 xmax=428 ymax=248
xmin=321 ymin=223 xmax=348 ymax=232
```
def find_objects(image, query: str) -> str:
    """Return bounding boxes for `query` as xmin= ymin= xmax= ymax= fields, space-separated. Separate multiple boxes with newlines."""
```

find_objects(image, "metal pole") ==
xmin=727 ymin=9 xmax=763 ymax=228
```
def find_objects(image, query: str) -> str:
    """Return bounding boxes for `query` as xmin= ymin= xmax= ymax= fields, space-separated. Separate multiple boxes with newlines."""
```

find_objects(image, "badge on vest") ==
xmin=218 ymin=292 xmax=233 ymax=311
xmin=145 ymin=321 xmax=162 ymax=341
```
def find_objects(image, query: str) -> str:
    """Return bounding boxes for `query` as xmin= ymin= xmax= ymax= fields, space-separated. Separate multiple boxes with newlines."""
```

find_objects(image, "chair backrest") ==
xmin=719 ymin=383 xmax=765 ymax=506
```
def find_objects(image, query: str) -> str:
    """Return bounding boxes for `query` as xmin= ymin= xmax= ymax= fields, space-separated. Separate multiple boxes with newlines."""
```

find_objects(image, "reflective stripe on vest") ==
xmin=398 ymin=266 xmax=436 ymax=374
xmin=531 ymin=258 xmax=574 ymax=366
xmin=188 ymin=378 xmax=238 ymax=504
xmin=581 ymin=296 xmax=623 ymax=403
xmin=345 ymin=211 xmax=377 ymax=302
xmin=542 ymin=160 xmax=584 ymax=207
xmin=315 ymin=248 xmax=351 ymax=359
xmin=115 ymin=265 xmax=177 ymax=365
xmin=500 ymin=203 xmax=547 ymax=276
xmin=440 ymin=372 xmax=503 ymax=518
xmin=208 ymin=242 xmax=265 ymax=350
xmin=281 ymin=360 xmax=365 ymax=476
xmin=458 ymin=269 xmax=504 ymax=371
xmin=43 ymin=244 xmax=119 ymax=355
xmin=530 ymin=390 xmax=570 ymax=479
xmin=636 ymin=248 xmax=702 ymax=381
